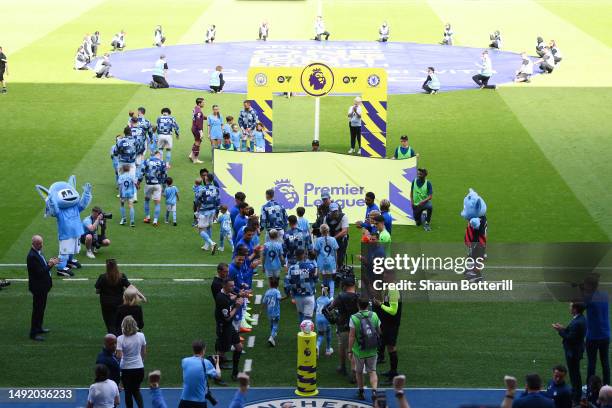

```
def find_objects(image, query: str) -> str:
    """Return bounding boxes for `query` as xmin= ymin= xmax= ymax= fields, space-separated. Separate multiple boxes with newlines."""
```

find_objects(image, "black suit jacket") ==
xmin=27 ymin=248 xmax=52 ymax=294
xmin=559 ymin=314 xmax=587 ymax=359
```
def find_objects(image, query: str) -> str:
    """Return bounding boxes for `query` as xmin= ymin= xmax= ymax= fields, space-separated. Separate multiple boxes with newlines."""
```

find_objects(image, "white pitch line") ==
xmin=247 ymin=336 xmax=256 ymax=348
xmin=251 ymin=314 xmax=259 ymax=326
xmin=255 ymin=294 xmax=262 ymax=305
xmin=243 ymin=359 xmax=252 ymax=373
xmin=0 ymin=263 xmax=219 ymax=268
xmin=255 ymin=279 xmax=263 ymax=288
xmin=173 ymin=278 xmax=204 ymax=282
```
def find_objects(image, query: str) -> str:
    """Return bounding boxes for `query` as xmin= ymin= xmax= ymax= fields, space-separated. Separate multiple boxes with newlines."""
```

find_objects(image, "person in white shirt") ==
xmin=514 ymin=53 xmax=533 ymax=83
xmin=489 ymin=30 xmax=502 ymax=49
xmin=537 ymin=46 xmax=555 ymax=73
xmin=94 ymin=53 xmax=112 ymax=79
xmin=74 ymin=46 xmax=89 ymax=70
xmin=536 ymin=36 xmax=546 ymax=57
xmin=82 ymin=34 xmax=93 ymax=62
xmin=117 ymin=315 xmax=147 ymax=408
xmin=441 ymin=23 xmax=454 ymax=45
xmin=347 ymin=97 xmax=363 ymax=154
xmin=91 ymin=32 xmax=101 ymax=57
xmin=258 ymin=21 xmax=269 ymax=41
xmin=111 ymin=31 xmax=126 ymax=51
xmin=205 ymin=25 xmax=216 ymax=43
xmin=314 ymin=16 xmax=330 ymax=41
xmin=472 ymin=50 xmax=496 ymax=89
xmin=153 ymin=25 xmax=165 ymax=47
xmin=550 ymin=40 xmax=563 ymax=64
xmin=378 ymin=22 xmax=390 ymax=42
xmin=87 ymin=364 xmax=120 ymax=408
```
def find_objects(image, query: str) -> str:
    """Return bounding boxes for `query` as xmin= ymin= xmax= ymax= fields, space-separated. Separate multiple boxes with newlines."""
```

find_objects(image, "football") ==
xmin=300 ymin=319 xmax=314 ymax=334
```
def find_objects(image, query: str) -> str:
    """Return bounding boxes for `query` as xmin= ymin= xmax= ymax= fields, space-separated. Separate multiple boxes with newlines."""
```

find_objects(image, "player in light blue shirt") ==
xmin=263 ymin=230 xmax=285 ymax=278
xmin=229 ymin=124 xmax=242 ymax=152
xmin=284 ymin=249 xmax=318 ymax=322
xmin=110 ymin=138 xmax=120 ymax=183
xmin=164 ymin=177 xmax=179 ymax=226
xmin=179 ymin=343 xmax=220 ymax=406
xmin=314 ymin=224 xmax=340 ymax=296
xmin=217 ymin=204 xmax=234 ymax=252
xmin=252 ymin=122 xmax=266 ymax=152
xmin=117 ymin=164 xmax=137 ymax=227
xmin=316 ymin=286 xmax=333 ymax=357
xmin=296 ymin=206 xmax=311 ymax=235
xmin=262 ymin=278 xmax=283 ymax=347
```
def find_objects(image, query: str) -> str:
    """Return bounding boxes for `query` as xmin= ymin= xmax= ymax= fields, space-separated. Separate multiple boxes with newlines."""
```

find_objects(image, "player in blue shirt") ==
xmin=138 ymin=150 xmax=167 ymax=226
xmin=316 ymin=286 xmax=333 ymax=357
xmin=149 ymin=125 xmax=159 ymax=156
xmin=285 ymin=249 xmax=318 ymax=323
xmin=156 ymin=107 xmax=180 ymax=166
xmin=196 ymin=173 xmax=220 ymax=254
xmin=262 ymin=277 xmax=283 ymax=347
xmin=380 ymin=199 xmax=393 ymax=234
xmin=110 ymin=137 xmax=120 ymax=184
xmin=130 ymin=116 xmax=148 ymax=175
xmin=179 ymin=341 xmax=220 ymax=407
xmin=364 ymin=191 xmax=380 ymax=219
xmin=217 ymin=204 xmax=234 ymax=252
xmin=260 ymin=188 xmax=288 ymax=240
xmin=164 ymin=177 xmax=179 ymax=226
xmin=284 ymin=215 xmax=313 ymax=266
xmin=314 ymin=224 xmax=340 ymax=296
xmin=136 ymin=106 xmax=154 ymax=149
xmin=296 ymin=206 xmax=311 ymax=236
xmin=232 ymin=203 xmax=249 ymax=246
xmin=252 ymin=122 xmax=266 ymax=152
xmin=229 ymin=124 xmax=243 ymax=152
xmin=115 ymin=128 xmax=138 ymax=201
xmin=117 ymin=164 xmax=137 ymax=227
xmin=234 ymin=226 xmax=258 ymax=258
xmin=230 ymin=192 xmax=246 ymax=226
xmin=263 ymin=230 xmax=285 ymax=279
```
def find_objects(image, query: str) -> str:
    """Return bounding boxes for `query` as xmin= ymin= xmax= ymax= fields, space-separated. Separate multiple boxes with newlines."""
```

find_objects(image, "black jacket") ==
xmin=559 ymin=314 xmax=586 ymax=359
xmin=27 ymin=248 xmax=52 ymax=294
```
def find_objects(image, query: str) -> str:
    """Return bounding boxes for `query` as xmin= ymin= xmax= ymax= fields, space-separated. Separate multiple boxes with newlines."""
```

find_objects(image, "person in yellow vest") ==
xmin=392 ymin=135 xmax=418 ymax=160
xmin=410 ymin=168 xmax=432 ymax=231
xmin=218 ymin=134 xmax=234 ymax=151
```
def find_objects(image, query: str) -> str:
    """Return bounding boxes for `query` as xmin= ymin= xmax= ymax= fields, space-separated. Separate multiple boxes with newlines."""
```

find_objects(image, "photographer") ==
xmin=81 ymin=207 xmax=111 ymax=259
xmin=329 ymin=277 xmax=360 ymax=382
xmin=179 ymin=340 xmax=221 ymax=408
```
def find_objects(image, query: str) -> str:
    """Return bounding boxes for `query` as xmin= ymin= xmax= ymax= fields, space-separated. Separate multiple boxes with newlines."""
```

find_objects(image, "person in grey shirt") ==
xmin=347 ymin=97 xmax=363 ymax=154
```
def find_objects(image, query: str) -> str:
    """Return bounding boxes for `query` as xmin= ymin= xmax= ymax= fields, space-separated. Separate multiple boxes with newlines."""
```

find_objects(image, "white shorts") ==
xmin=118 ymin=163 xmax=136 ymax=178
xmin=166 ymin=204 xmax=176 ymax=212
xmin=295 ymin=295 xmax=315 ymax=319
xmin=198 ymin=212 xmax=215 ymax=229
xmin=254 ymin=146 xmax=265 ymax=153
xmin=145 ymin=184 xmax=162 ymax=201
xmin=158 ymin=134 xmax=173 ymax=149
xmin=59 ymin=238 xmax=80 ymax=256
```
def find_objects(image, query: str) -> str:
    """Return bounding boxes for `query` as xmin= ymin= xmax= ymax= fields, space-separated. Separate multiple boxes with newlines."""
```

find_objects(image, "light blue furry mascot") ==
xmin=461 ymin=188 xmax=488 ymax=282
xmin=35 ymin=176 xmax=92 ymax=274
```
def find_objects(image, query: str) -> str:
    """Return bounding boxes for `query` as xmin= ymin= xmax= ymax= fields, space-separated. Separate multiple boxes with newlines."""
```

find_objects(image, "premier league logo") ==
xmin=300 ymin=63 xmax=334 ymax=97
xmin=274 ymin=179 xmax=299 ymax=209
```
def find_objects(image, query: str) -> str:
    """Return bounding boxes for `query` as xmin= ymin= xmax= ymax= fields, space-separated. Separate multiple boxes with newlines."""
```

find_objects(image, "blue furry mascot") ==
xmin=35 ymin=176 xmax=92 ymax=275
xmin=461 ymin=188 xmax=488 ymax=282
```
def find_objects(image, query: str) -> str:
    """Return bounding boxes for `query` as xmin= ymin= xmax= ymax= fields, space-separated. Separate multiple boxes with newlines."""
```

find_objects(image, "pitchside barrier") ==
xmin=246 ymin=63 xmax=388 ymax=157
xmin=213 ymin=149 xmax=417 ymax=225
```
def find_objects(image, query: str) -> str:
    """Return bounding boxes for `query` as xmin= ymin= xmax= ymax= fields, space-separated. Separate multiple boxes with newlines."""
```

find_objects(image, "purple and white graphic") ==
xmin=103 ymin=41 xmax=533 ymax=94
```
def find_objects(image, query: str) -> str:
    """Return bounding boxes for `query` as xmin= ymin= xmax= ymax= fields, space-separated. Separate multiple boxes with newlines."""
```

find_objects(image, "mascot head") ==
xmin=274 ymin=179 xmax=299 ymax=210
xmin=461 ymin=188 xmax=487 ymax=221
xmin=309 ymin=68 xmax=326 ymax=91
xmin=35 ymin=175 xmax=81 ymax=215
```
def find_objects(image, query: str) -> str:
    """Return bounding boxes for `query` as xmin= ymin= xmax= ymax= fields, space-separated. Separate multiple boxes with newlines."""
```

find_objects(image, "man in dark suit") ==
xmin=553 ymin=302 xmax=587 ymax=405
xmin=27 ymin=235 xmax=59 ymax=341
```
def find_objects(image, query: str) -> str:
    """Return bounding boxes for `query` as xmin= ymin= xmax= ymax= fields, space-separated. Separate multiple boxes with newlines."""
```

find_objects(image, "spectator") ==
xmin=347 ymin=97 xmax=363 ymax=154
xmin=599 ymin=385 xmax=612 ymax=408
xmin=117 ymin=315 xmax=147 ymax=408
xmin=96 ymin=334 xmax=121 ymax=386
xmin=86 ymin=364 xmax=120 ymax=408
xmin=324 ymin=203 xmax=349 ymax=269
xmin=550 ymin=40 xmax=563 ymax=64
xmin=150 ymin=55 xmax=169 ymax=89
xmin=115 ymin=287 xmax=146 ymax=335
xmin=544 ymin=365 xmax=572 ymax=408
xmin=27 ymin=235 xmax=59 ymax=341
xmin=391 ymin=375 xmax=411 ymax=408
xmin=553 ymin=302 xmax=587 ymax=405
xmin=314 ymin=16 xmax=330 ymax=41
xmin=210 ymin=65 xmax=225 ymax=93
xmin=75 ymin=46 xmax=89 ymax=70
xmin=422 ymin=67 xmax=440 ymax=94
xmin=312 ymin=192 xmax=332 ymax=237
xmin=538 ymin=47 xmax=555 ymax=74
xmin=582 ymin=274 xmax=610 ymax=386
xmin=348 ymin=298 xmax=381 ymax=401
xmin=149 ymin=370 xmax=168 ymax=408
xmin=229 ymin=373 xmax=250 ymax=408
xmin=95 ymin=258 xmax=130 ymax=334
xmin=411 ymin=168 xmax=433 ymax=232
xmin=81 ymin=207 xmax=111 ymax=259
xmin=179 ymin=340 xmax=221 ymax=408
xmin=94 ymin=53 xmax=112 ymax=79
xmin=514 ymin=53 xmax=534 ymax=83
xmin=329 ymin=278 xmax=360 ymax=380
xmin=500 ymin=374 xmax=554 ymax=408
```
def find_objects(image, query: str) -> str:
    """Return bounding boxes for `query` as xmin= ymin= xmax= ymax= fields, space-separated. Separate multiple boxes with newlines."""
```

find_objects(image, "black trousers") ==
xmin=565 ymin=353 xmax=582 ymax=403
xmin=315 ymin=31 xmax=330 ymax=41
xmin=422 ymin=84 xmax=436 ymax=94
xmin=472 ymin=74 xmax=495 ymax=89
xmin=101 ymin=304 xmax=118 ymax=334
xmin=412 ymin=202 xmax=433 ymax=225
xmin=349 ymin=125 xmax=361 ymax=149
xmin=586 ymin=339 xmax=610 ymax=386
xmin=121 ymin=368 xmax=144 ymax=408
xmin=336 ymin=236 xmax=349 ymax=268
xmin=152 ymin=75 xmax=169 ymax=88
xmin=178 ymin=400 xmax=207 ymax=408
xmin=30 ymin=291 xmax=49 ymax=337
xmin=540 ymin=63 xmax=554 ymax=73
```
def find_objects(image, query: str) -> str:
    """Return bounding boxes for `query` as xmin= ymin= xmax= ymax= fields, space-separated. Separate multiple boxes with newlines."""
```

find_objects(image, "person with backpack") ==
xmin=348 ymin=298 xmax=381 ymax=401
xmin=328 ymin=278 xmax=360 ymax=381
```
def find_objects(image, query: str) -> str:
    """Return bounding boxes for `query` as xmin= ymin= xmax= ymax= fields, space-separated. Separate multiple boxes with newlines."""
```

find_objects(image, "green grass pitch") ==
xmin=1 ymin=0 xmax=611 ymax=388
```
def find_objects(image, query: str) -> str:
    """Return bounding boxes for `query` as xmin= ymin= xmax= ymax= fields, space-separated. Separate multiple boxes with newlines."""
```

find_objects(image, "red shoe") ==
xmin=239 ymin=327 xmax=252 ymax=333
xmin=143 ymin=217 xmax=151 ymax=223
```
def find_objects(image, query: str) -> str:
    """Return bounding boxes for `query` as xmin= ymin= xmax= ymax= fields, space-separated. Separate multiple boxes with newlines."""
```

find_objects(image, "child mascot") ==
xmin=35 ymin=175 xmax=92 ymax=276
xmin=461 ymin=188 xmax=487 ymax=283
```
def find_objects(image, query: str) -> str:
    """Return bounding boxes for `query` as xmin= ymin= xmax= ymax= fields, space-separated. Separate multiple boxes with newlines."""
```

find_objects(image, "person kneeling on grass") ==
xmin=74 ymin=46 xmax=89 ymax=70
xmin=537 ymin=47 xmax=556 ymax=74
xmin=210 ymin=65 xmax=225 ymax=93
xmin=422 ymin=67 xmax=440 ymax=94
xmin=94 ymin=53 xmax=112 ymax=79
xmin=514 ymin=53 xmax=534 ymax=83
